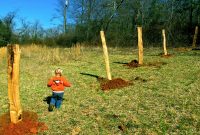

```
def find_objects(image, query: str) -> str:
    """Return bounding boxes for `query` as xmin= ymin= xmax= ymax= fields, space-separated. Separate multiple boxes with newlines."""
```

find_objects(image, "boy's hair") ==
xmin=55 ymin=68 xmax=63 ymax=75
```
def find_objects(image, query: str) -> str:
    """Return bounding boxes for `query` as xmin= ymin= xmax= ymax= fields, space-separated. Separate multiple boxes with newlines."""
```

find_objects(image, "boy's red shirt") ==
xmin=47 ymin=76 xmax=71 ymax=91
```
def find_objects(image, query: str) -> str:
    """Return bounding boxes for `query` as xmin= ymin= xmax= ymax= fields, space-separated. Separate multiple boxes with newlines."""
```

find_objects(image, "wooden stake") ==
xmin=100 ymin=31 xmax=112 ymax=80
xmin=162 ymin=29 xmax=168 ymax=55
xmin=192 ymin=26 xmax=198 ymax=48
xmin=137 ymin=27 xmax=143 ymax=65
xmin=7 ymin=44 xmax=22 ymax=123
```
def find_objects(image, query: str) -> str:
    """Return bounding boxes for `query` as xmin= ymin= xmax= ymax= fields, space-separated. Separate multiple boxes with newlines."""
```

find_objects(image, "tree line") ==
xmin=0 ymin=0 xmax=200 ymax=47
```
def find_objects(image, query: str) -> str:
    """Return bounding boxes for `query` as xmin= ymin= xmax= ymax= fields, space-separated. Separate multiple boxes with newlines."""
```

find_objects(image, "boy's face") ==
xmin=55 ymin=73 xmax=61 ymax=77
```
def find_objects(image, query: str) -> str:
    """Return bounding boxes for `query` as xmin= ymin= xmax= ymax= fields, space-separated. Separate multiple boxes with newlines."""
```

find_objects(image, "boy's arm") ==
xmin=47 ymin=78 xmax=53 ymax=87
xmin=63 ymin=77 xmax=71 ymax=87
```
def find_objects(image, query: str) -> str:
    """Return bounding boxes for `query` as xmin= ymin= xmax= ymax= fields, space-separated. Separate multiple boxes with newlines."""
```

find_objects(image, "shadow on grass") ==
xmin=43 ymin=96 xmax=65 ymax=105
xmin=80 ymin=72 xmax=134 ymax=91
xmin=114 ymin=60 xmax=140 ymax=68
xmin=114 ymin=60 xmax=167 ymax=69
xmin=43 ymin=96 xmax=52 ymax=105
xmin=80 ymin=73 xmax=100 ymax=79
xmin=113 ymin=62 xmax=129 ymax=65
xmin=80 ymin=73 xmax=108 ymax=83
xmin=192 ymin=47 xmax=200 ymax=50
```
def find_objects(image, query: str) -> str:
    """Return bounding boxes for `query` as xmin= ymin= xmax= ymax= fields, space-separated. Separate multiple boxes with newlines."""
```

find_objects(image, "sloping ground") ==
xmin=0 ymin=46 xmax=200 ymax=134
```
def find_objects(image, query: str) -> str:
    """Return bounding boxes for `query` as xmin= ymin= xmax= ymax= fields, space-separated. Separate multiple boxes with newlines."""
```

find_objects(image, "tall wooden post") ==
xmin=192 ymin=26 xmax=198 ymax=48
xmin=7 ymin=44 xmax=22 ymax=123
xmin=162 ymin=29 xmax=168 ymax=55
xmin=100 ymin=31 xmax=112 ymax=80
xmin=137 ymin=27 xmax=143 ymax=65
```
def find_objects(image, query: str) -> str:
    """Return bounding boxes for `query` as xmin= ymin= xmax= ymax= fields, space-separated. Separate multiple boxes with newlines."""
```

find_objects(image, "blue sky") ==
xmin=0 ymin=0 xmax=64 ymax=29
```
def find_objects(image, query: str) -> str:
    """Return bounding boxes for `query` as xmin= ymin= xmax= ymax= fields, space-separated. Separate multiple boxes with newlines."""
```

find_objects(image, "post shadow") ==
xmin=80 ymin=73 xmax=108 ymax=83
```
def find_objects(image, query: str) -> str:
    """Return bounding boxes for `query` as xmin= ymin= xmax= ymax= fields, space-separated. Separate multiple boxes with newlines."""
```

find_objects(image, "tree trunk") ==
xmin=192 ymin=26 xmax=198 ymax=48
xmin=64 ymin=5 xmax=67 ymax=33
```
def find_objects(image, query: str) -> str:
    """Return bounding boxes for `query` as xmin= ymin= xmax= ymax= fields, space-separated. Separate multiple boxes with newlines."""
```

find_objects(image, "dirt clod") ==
xmin=0 ymin=111 xmax=48 ymax=135
xmin=125 ymin=60 xmax=139 ymax=68
xmin=100 ymin=78 xmax=131 ymax=91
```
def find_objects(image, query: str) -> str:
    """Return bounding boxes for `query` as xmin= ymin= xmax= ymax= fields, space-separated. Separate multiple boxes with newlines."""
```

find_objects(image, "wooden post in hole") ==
xmin=7 ymin=44 xmax=22 ymax=123
xmin=137 ymin=27 xmax=143 ymax=65
xmin=100 ymin=31 xmax=112 ymax=80
xmin=192 ymin=26 xmax=198 ymax=48
xmin=162 ymin=29 xmax=168 ymax=55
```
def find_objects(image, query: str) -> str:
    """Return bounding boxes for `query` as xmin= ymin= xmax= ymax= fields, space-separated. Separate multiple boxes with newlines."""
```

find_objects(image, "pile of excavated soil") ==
xmin=100 ymin=78 xmax=131 ymax=91
xmin=160 ymin=54 xmax=173 ymax=58
xmin=125 ymin=60 xmax=139 ymax=68
xmin=0 ymin=111 xmax=48 ymax=135
xmin=125 ymin=60 xmax=166 ymax=68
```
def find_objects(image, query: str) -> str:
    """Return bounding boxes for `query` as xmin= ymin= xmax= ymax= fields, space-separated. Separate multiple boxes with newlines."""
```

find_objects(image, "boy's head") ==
xmin=55 ymin=68 xmax=62 ymax=76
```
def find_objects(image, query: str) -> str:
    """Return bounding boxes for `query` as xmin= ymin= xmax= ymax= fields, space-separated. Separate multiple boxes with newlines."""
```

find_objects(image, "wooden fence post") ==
xmin=7 ymin=44 xmax=22 ymax=123
xmin=192 ymin=26 xmax=198 ymax=48
xmin=100 ymin=31 xmax=112 ymax=80
xmin=162 ymin=29 xmax=168 ymax=55
xmin=137 ymin=27 xmax=143 ymax=65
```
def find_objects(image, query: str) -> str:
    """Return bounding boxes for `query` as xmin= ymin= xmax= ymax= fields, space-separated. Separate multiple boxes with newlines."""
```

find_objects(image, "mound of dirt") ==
xmin=100 ymin=78 xmax=131 ymax=91
xmin=125 ymin=60 xmax=139 ymax=68
xmin=160 ymin=54 xmax=173 ymax=58
xmin=0 ymin=111 xmax=48 ymax=135
xmin=125 ymin=60 xmax=166 ymax=69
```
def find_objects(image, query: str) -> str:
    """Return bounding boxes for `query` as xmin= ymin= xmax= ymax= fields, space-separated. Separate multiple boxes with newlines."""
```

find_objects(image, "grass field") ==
xmin=0 ymin=45 xmax=200 ymax=134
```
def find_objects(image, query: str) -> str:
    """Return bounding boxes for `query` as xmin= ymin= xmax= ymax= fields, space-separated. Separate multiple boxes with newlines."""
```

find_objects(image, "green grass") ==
xmin=0 ymin=45 xmax=200 ymax=134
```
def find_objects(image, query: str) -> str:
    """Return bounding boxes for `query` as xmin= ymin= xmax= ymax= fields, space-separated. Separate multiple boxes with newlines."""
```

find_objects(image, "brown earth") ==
xmin=160 ymin=53 xmax=173 ymax=58
xmin=125 ymin=60 xmax=139 ymax=68
xmin=100 ymin=78 xmax=131 ymax=91
xmin=125 ymin=60 xmax=166 ymax=68
xmin=0 ymin=111 xmax=48 ymax=135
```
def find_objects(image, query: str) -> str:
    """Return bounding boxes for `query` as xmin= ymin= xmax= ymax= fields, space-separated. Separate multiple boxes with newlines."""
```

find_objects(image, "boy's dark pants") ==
xmin=50 ymin=92 xmax=64 ymax=108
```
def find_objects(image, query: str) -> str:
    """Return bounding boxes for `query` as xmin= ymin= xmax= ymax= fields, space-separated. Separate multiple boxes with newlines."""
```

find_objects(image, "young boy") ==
xmin=47 ymin=68 xmax=71 ymax=112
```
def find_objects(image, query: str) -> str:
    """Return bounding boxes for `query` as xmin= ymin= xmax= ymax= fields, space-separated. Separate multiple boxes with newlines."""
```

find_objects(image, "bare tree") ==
xmin=53 ymin=0 xmax=69 ymax=33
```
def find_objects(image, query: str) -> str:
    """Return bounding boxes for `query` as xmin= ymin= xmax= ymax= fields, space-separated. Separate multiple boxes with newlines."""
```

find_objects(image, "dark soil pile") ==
xmin=125 ymin=60 xmax=139 ymax=68
xmin=161 ymin=54 xmax=173 ymax=58
xmin=100 ymin=78 xmax=131 ymax=91
xmin=0 ymin=111 xmax=48 ymax=135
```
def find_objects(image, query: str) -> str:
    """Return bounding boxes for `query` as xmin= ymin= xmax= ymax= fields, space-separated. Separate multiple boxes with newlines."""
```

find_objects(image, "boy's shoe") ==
xmin=48 ymin=104 xmax=54 ymax=112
